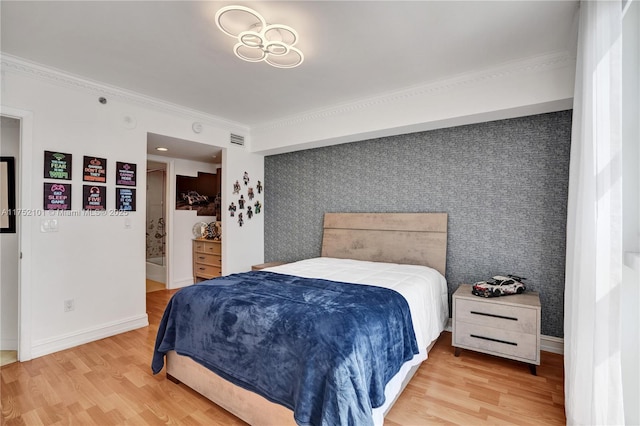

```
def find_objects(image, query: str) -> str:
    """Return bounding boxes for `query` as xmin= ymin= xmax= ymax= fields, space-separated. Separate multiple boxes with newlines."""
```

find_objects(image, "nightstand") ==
xmin=251 ymin=261 xmax=287 ymax=271
xmin=452 ymin=284 xmax=541 ymax=375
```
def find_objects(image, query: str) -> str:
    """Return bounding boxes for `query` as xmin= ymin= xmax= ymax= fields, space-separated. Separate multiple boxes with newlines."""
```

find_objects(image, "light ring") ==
xmin=238 ymin=30 xmax=265 ymax=48
xmin=263 ymin=41 xmax=289 ymax=56
xmin=215 ymin=6 xmax=266 ymax=38
xmin=263 ymin=24 xmax=299 ymax=46
xmin=265 ymin=46 xmax=304 ymax=69
xmin=233 ymin=43 xmax=267 ymax=62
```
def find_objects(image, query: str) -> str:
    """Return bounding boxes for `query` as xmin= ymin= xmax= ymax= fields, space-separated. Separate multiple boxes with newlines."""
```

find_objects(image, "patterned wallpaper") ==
xmin=265 ymin=111 xmax=572 ymax=337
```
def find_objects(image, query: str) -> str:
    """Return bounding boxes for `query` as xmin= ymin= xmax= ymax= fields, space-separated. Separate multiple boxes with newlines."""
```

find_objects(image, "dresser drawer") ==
xmin=455 ymin=298 xmax=538 ymax=334
xmin=454 ymin=322 xmax=538 ymax=362
xmin=194 ymin=264 xmax=221 ymax=278
xmin=194 ymin=253 xmax=221 ymax=267
xmin=194 ymin=241 xmax=221 ymax=255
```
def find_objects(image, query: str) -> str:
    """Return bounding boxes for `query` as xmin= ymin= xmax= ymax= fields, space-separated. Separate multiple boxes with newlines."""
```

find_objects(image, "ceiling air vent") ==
xmin=230 ymin=133 xmax=245 ymax=146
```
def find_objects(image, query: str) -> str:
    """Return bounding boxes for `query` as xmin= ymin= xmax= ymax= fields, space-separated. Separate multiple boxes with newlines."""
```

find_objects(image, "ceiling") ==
xmin=147 ymin=132 xmax=222 ymax=164
xmin=1 ymin=1 xmax=579 ymax=130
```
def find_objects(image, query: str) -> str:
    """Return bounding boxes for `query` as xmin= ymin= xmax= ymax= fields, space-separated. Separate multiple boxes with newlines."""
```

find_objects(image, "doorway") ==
xmin=1 ymin=116 xmax=20 ymax=365
xmin=145 ymin=160 xmax=167 ymax=292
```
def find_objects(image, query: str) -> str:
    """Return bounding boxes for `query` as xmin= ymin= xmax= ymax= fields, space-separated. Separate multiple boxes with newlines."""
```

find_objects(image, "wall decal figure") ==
xmin=247 ymin=206 xmax=253 ymax=219
xmin=243 ymin=171 xmax=250 ymax=185
xmin=256 ymin=180 xmax=263 ymax=194
xmin=233 ymin=180 xmax=241 ymax=194
xmin=254 ymin=200 xmax=261 ymax=214
xmin=238 ymin=212 xmax=244 ymax=227
xmin=238 ymin=195 xmax=245 ymax=209
xmin=248 ymin=187 xmax=254 ymax=200
xmin=228 ymin=202 xmax=236 ymax=217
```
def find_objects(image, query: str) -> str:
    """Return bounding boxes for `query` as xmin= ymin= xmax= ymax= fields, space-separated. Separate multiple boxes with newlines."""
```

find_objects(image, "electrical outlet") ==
xmin=64 ymin=299 xmax=74 ymax=312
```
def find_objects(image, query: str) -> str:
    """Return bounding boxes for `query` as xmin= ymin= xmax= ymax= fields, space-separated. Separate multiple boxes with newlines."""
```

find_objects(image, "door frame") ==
xmin=145 ymin=158 xmax=170 ymax=287
xmin=1 ymin=106 xmax=34 ymax=361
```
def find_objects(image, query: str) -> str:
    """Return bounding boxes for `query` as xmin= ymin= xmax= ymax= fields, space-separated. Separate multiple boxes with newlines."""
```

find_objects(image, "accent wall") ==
xmin=265 ymin=110 xmax=571 ymax=338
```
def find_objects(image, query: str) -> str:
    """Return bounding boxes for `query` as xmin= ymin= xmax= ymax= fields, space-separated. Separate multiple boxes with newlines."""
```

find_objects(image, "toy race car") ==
xmin=472 ymin=275 xmax=526 ymax=297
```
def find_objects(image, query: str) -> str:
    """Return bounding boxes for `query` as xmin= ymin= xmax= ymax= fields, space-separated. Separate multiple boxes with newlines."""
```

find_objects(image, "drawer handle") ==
xmin=470 ymin=310 xmax=518 ymax=321
xmin=199 ymin=267 xmax=206 ymax=270
xmin=470 ymin=334 xmax=517 ymax=346
xmin=198 ymin=256 xmax=206 ymax=260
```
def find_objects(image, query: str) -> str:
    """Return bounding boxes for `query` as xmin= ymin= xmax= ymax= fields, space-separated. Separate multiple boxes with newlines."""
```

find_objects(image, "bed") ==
xmin=152 ymin=212 xmax=448 ymax=426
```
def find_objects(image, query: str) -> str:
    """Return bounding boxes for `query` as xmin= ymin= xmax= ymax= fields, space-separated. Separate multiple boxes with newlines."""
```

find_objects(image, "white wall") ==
xmin=621 ymin=2 xmax=640 ymax=424
xmin=0 ymin=118 xmax=20 ymax=350
xmin=1 ymin=57 xmax=263 ymax=359
xmin=250 ymin=52 xmax=576 ymax=155
xmin=223 ymin=146 xmax=264 ymax=274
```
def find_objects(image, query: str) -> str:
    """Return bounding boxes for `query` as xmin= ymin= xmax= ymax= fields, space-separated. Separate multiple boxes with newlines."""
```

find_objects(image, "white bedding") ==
xmin=264 ymin=257 xmax=449 ymax=425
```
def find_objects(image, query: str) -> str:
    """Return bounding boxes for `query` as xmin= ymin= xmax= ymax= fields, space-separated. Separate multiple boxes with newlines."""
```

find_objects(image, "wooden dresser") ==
xmin=192 ymin=239 xmax=222 ymax=282
xmin=452 ymin=283 xmax=541 ymax=374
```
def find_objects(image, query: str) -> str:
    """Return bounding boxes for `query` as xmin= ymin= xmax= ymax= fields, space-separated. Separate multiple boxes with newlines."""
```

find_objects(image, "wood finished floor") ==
xmin=145 ymin=279 xmax=166 ymax=293
xmin=1 ymin=289 xmax=566 ymax=425
xmin=0 ymin=351 xmax=17 ymax=368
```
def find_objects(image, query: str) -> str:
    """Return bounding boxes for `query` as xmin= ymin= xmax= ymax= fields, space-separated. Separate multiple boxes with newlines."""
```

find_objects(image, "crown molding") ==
xmin=0 ymin=52 xmax=250 ymax=134
xmin=253 ymin=51 xmax=576 ymax=132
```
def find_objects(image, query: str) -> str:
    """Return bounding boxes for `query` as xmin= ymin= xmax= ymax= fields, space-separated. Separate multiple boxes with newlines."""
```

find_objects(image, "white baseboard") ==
xmin=540 ymin=335 xmax=564 ymax=354
xmin=445 ymin=317 xmax=564 ymax=355
xmin=169 ymin=277 xmax=194 ymax=290
xmin=146 ymin=261 xmax=166 ymax=284
xmin=31 ymin=314 xmax=149 ymax=359
xmin=1 ymin=338 xmax=18 ymax=351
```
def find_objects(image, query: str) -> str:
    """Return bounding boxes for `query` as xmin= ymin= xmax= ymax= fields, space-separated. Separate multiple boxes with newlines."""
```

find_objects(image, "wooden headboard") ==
xmin=321 ymin=212 xmax=448 ymax=276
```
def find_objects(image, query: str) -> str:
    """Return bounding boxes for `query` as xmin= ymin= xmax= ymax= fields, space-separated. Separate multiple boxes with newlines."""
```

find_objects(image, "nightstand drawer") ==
xmin=454 ymin=322 xmax=538 ymax=362
xmin=194 ymin=264 xmax=221 ymax=278
xmin=194 ymin=253 xmax=221 ymax=266
xmin=455 ymin=298 xmax=537 ymax=334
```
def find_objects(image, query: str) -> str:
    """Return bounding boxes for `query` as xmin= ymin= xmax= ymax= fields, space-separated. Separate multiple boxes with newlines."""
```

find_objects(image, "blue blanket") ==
xmin=152 ymin=271 xmax=418 ymax=426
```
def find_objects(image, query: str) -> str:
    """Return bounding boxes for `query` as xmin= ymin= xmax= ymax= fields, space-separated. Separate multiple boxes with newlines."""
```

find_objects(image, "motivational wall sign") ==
xmin=43 ymin=183 xmax=72 ymax=210
xmin=116 ymin=188 xmax=136 ymax=211
xmin=116 ymin=161 xmax=137 ymax=186
xmin=83 ymin=156 xmax=107 ymax=183
xmin=83 ymin=185 xmax=106 ymax=210
xmin=44 ymin=151 xmax=72 ymax=180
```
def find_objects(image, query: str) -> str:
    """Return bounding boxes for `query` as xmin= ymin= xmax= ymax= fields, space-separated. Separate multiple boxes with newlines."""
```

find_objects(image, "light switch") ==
xmin=40 ymin=219 xmax=59 ymax=233
xmin=124 ymin=218 xmax=132 ymax=229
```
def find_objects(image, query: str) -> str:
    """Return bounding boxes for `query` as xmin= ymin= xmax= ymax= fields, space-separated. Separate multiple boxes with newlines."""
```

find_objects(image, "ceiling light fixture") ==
xmin=215 ymin=5 xmax=304 ymax=69
xmin=156 ymin=147 xmax=168 ymax=152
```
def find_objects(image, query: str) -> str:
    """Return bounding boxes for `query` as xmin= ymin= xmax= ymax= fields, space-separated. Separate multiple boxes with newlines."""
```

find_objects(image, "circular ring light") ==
xmin=238 ymin=30 xmax=265 ymax=48
xmin=234 ymin=43 xmax=267 ymax=62
xmin=265 ymin=46 xmax=304 ymax=69
xmin=263 ymin=24 xmax=299 ymax=46
xmin=215 ymin=6 xmax=265 ymax=38
xmin=216 ymin=5 xmax=304 ymax=68
xmin=264 ymin=41 xmax=289 ymax=56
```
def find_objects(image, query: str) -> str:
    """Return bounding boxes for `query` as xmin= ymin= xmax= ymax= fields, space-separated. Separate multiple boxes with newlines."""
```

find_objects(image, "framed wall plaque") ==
xmin=43 ymin=183 xmax=72 ymax=210
xmin=116 ymin=187 xmax=136 ymax=211
xmin=116 ymin=161 xmax=137 ymax=186
xmin=44 ymin=151 xmax=72 ymax=180
xmin=83 ymin=185 xmax=106 ymax=210
xmin=83 ymin=156 xmax=107 ymax=183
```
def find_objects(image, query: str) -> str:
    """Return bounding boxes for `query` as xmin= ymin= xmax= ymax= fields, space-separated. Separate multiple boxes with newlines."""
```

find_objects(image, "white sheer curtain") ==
xmin=564 ymin=1 xmax=625 ymax=424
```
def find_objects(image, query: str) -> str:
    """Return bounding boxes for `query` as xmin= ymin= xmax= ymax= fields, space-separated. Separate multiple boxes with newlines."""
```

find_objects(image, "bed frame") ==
xmin=166 ymin=212 xmax=448 ymax=425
